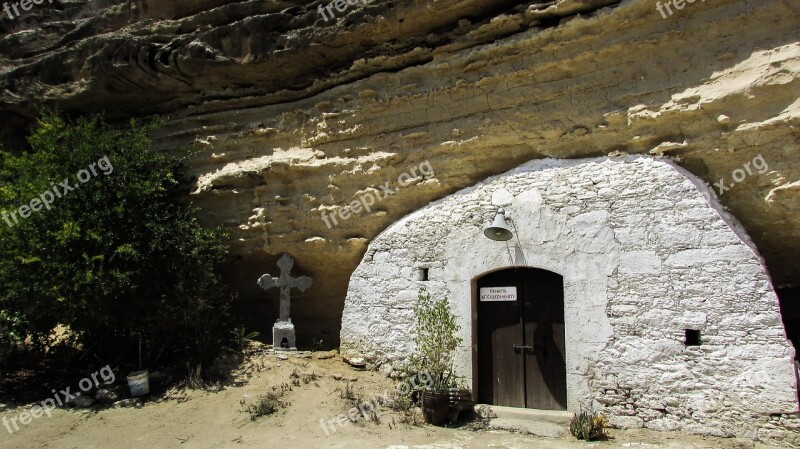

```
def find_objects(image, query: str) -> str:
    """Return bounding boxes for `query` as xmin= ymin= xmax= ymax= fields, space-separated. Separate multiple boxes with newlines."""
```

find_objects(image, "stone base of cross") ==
xmin=272 ymin=321 xmax=297 ymax=351
xmin=257 ymin=253 xmax=313 ymax=351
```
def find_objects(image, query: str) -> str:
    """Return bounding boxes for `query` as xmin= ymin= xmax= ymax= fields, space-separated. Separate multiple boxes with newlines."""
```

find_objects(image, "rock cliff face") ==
xmin=1 ymin=0 xmax=798 ymax=344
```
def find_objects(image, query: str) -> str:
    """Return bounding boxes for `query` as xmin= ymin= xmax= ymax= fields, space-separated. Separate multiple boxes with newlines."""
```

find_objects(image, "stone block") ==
xmin=273 ymin=321 xmax=296 ymax=350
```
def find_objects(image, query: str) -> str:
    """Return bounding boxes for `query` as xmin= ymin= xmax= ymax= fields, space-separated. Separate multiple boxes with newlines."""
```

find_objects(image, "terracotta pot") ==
xmin=422 ymin=391 xmax=450 ymax=425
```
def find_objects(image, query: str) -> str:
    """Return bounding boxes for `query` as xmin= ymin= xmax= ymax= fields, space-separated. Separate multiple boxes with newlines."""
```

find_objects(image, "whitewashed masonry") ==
xmin=340 ymin=156 xmax=798 ymax=440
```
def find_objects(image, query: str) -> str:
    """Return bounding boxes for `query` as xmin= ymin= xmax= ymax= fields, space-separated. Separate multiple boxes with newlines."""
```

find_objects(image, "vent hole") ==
xmin=418 ymin=268 xmax=429 ymax=281
xmin=684 ymin=329 xmax=701 ymax=347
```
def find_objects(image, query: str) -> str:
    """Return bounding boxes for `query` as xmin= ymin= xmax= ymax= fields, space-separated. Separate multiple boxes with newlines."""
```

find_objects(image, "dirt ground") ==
xmin=0 ymin=346 xmax=785 ymax=449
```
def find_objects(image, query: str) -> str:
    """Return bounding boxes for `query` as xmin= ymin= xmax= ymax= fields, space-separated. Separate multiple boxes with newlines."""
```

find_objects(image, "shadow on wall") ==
xmin=777 ymin=287 xmax=800 ymax=360
xmin=140 ymin=0 xmax=230 ymax=19
xmin=223 ymin=252 xmax=345 ymax=349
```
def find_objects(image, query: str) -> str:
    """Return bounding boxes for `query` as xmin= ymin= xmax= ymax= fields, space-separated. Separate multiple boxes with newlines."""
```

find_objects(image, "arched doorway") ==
xmin=475 ymin=267 xmax=567 ymax=410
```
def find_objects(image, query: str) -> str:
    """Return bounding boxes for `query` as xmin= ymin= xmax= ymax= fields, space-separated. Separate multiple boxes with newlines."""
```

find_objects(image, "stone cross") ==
xmin=258 ymin=253 xmax=313 ymax=323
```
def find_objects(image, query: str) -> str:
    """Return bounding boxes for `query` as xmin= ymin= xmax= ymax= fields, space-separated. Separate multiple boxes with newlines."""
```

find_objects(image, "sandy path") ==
xmin=0 ymin=349 xmax=783 ymax=449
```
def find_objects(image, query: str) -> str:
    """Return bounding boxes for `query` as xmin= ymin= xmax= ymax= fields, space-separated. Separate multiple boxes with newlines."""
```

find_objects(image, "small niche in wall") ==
xmin=684 ymin=329 xmax=701 ymax=347
xmin=418 ymin=268 xmax=429 ymax=281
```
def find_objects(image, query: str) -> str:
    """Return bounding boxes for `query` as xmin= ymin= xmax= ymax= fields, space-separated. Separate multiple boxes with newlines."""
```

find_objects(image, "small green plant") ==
xmin=335 ymin=381 xmax=367 ymax=413
xmin=231 ymin=326 xmax=260 ymax=353
xmin=302 ymin=372 xmax=318 ymax=384
xmin=243 ymin=393 xmax=284 ymax=420
xmin=569 ymin=407 xmax=608 ymax=441
xmin=290 ymin=368 xmax=318 ymax=385
xmin=242 ymin=384 xmax=291 ymax=421
xmin=386 ymin=392 xmax=423 ymax=426
xmin=387 ymin=392 xmax=414 ymax=413
xmin=369 ymin=410 xmax=381 ymax=424
xmin=338 ymin=381 xmax=357 ymax=401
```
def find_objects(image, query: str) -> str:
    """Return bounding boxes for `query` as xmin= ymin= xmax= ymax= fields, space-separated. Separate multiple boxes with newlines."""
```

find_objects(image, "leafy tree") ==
xmin=0 ymin=110 xmax=233 ymax=377
xmin=405 ymin=288 xmax=463 ymax=393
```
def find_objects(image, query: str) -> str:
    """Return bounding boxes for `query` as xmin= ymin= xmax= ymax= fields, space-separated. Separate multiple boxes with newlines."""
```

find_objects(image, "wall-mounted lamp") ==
xmin=483 ymin=208 xmax=527 ymax=265
xmin=483 ymin=208 xmax=514 ymax=241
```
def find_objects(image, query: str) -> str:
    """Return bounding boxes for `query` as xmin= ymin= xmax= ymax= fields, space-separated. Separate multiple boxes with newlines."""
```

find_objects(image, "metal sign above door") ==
xmin=479 ymin=286 xmax=517 ymax=302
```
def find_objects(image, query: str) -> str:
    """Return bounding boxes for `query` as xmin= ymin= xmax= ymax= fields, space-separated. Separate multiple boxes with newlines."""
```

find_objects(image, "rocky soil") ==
xmin=0 ymin=345 xmax=788 ymax=448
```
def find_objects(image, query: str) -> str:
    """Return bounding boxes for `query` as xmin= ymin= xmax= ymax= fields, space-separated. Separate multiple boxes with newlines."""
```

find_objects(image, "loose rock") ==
xmin=317 ymin=350 xmax=337 ymax=360
xmin=344 ymin=357 xmax=366 ymax=368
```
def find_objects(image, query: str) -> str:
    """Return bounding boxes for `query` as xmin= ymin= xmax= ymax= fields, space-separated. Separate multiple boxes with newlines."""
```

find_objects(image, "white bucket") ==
xmin=127 ymin=370 xmax=150 ymax=397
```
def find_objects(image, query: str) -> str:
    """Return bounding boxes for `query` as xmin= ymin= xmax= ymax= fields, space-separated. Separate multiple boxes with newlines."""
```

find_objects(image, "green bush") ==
xmin=0 ymin=110 xmax=234 ymax=377
xmin=569 ymin=407 xmax=608 ymax=440
xmin=405 ymin=288 xmax=462 ymax=393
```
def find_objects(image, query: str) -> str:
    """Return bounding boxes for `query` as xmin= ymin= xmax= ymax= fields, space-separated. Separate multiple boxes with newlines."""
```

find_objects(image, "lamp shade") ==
xmin=483 ymin=209 xmax=513 ymax=241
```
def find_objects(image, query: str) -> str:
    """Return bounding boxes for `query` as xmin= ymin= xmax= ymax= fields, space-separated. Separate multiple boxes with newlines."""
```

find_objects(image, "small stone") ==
xmin=68 ymin=394 xmax=95 ymax=408
xmin=317 ymin=350 xmax=337 ymax=360
xmin=332 ymin=374 xmax=343 ymax=380
xmin=94 ymin=388 xmax=120 ymax=403
xmin=717 ymin=114 xmax=731 ymax=124
xmin=475 ymin=405 xmax=497 ymax=419
xmin=732 ymin=439 xmax=755 ymax=449
xmin=276 ymin=353 xmax=288 ymax=360
xmin=344 ymin=357 xmax=366 ymax=368
xmin=113 ymin=398 xmax=142 ymax=408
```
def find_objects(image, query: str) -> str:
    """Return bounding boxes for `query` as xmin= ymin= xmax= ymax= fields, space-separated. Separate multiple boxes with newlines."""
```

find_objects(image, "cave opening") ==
xmin=777 ymin=287 xmax=800 ymax=360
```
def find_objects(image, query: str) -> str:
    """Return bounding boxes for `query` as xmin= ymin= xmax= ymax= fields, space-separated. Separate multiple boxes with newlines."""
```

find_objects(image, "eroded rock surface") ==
xmin=0 ymin=0 xmax=798 ymax=342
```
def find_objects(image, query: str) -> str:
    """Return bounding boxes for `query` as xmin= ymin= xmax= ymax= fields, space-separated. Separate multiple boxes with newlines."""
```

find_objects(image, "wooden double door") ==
xmin=476 ymin=268 xmax=567 ymax=410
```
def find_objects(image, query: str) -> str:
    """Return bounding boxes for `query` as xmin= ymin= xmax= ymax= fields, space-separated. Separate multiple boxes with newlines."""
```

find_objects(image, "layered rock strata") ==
xmin=0 ymin=0 xmax=798 ymax=346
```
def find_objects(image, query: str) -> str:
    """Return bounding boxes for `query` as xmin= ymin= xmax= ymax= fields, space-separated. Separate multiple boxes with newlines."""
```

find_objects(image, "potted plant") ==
xmin=407 ymin=288 xmax=463 ymax=425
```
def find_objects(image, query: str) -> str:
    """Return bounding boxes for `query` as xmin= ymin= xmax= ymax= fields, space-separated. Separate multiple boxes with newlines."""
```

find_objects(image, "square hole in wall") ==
xmin=418 ymin=268 xmax=429 ymax=281
xmin=684 ymin=329 xmax=701 ymax=347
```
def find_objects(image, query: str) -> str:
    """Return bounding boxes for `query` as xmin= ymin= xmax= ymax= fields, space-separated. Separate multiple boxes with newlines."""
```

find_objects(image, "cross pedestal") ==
xmin=273 ymin=321 xmax=296 ymax=351
xmin=257 ymin=253 xmax=313 ymax=351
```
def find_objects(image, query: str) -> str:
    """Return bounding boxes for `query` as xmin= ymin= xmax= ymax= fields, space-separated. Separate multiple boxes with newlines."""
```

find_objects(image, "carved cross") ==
xmin=257 ymin=254 xmax=313 ymax=323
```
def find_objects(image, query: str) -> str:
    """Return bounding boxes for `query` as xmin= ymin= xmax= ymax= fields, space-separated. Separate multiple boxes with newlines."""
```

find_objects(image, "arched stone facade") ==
xmin=340 ymin=156 xmax=797 ymax=438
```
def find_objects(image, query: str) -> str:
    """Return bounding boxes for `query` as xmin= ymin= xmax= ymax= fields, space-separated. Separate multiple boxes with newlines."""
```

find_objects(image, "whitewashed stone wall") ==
xmin=340 ymin=156 xmax=798 ymax=442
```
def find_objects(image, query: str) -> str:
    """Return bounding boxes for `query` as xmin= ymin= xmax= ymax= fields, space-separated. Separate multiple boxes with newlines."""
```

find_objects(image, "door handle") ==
xmin=513 ymin=345 xmax=534 ymax=352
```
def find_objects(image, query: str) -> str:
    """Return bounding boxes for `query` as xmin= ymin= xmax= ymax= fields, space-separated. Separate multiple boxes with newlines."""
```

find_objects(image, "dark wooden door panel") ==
xmin=491 ymin=311 xmax=525 ymax=407
xmin=523 ymin=270 xmax=567 ymax=410
xmin=477 ymin=269 xmax=524 ymax=407
xmin=478 ymin=267 xmax=567 ymax=410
